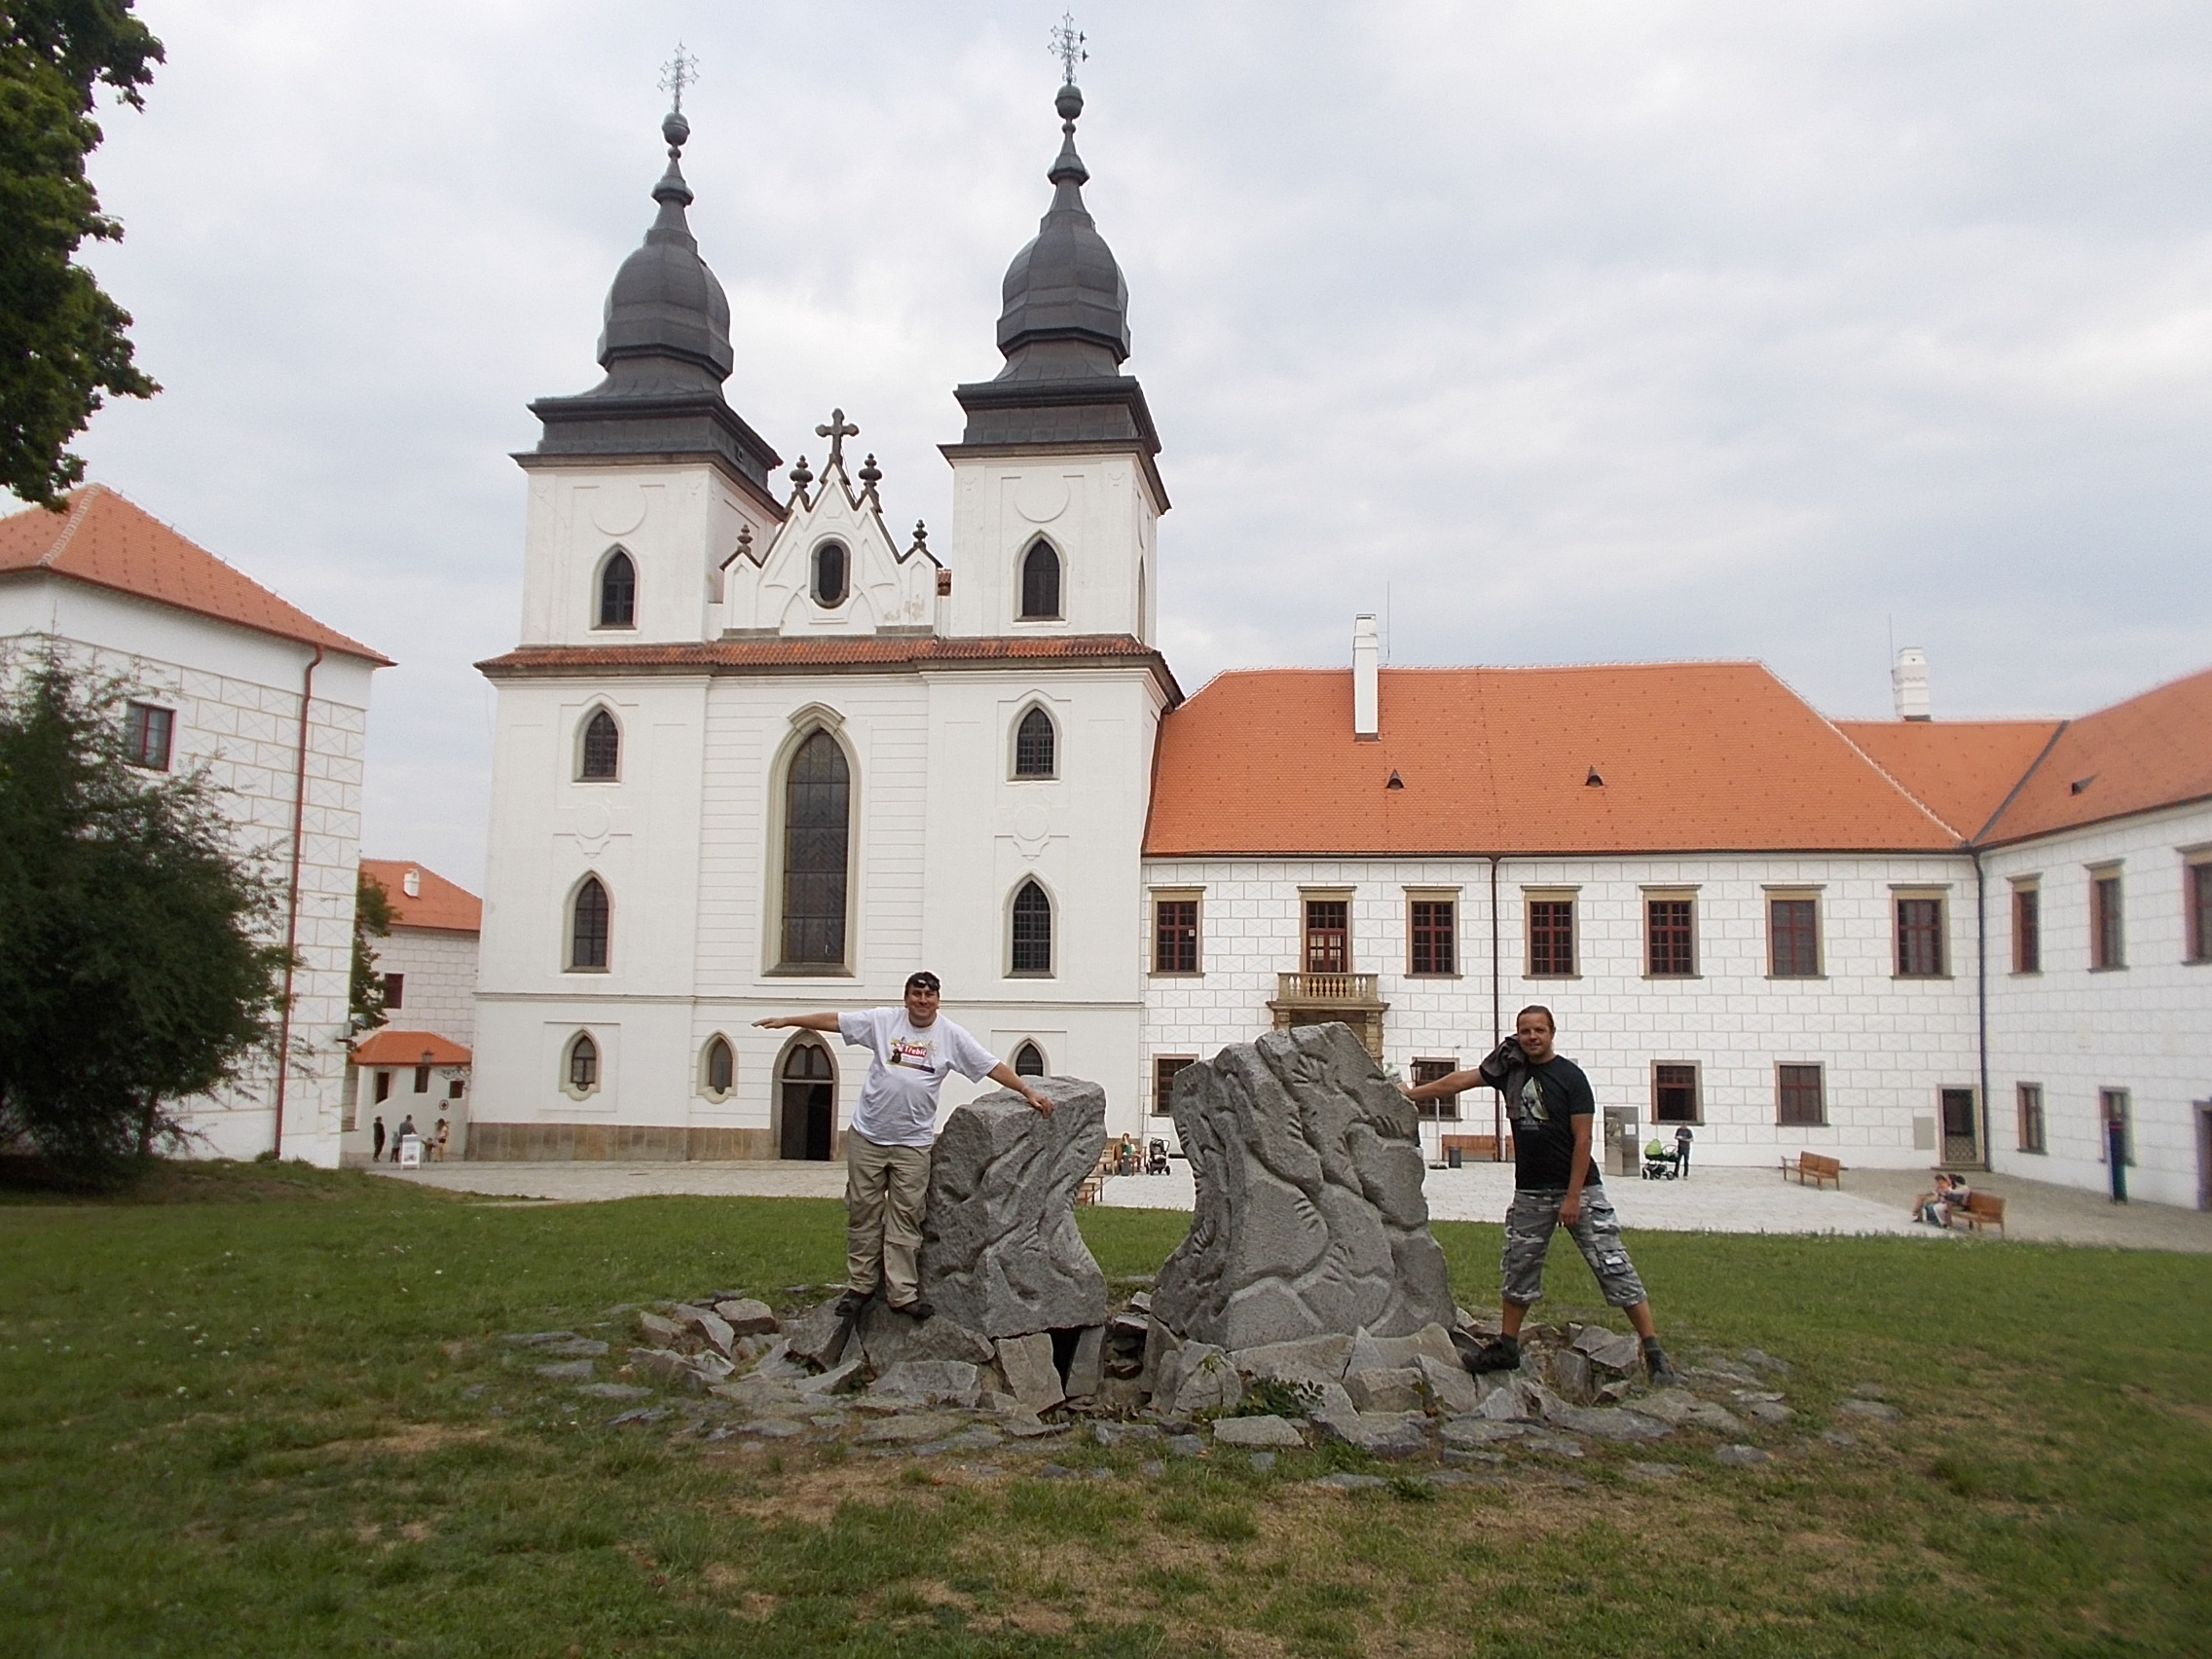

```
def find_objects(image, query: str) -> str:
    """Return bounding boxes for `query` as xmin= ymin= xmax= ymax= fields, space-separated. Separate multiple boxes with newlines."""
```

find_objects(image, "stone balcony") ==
xmin=1267 ymin=972 xmax=1388 ymax=1058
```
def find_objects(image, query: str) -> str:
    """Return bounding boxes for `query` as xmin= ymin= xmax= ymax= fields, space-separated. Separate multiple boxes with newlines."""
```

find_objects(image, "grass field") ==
xmin=1 ymin=1163 xmax=2207 ymax=1657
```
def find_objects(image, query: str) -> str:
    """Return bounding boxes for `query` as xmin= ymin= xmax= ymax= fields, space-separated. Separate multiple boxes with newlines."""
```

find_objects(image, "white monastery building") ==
xmin=470 ymin=81 xmax=2211 ymax=1206
xmin=345 ymin=860 xmax=481 ymax=1163
xmin=0 ymin=485 xmax=389 ymax=1164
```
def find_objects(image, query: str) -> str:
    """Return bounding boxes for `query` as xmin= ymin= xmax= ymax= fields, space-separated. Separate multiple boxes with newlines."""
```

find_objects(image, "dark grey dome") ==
xmin=994 ymin=83 xmax=1130 ymax=380
xmin=594 ymin=110 xmax=734 ymax=393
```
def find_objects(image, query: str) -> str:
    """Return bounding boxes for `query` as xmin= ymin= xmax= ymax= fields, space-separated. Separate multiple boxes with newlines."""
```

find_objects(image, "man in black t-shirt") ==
xmin=1404 ymin=1006 xmax=1677 ymax=1383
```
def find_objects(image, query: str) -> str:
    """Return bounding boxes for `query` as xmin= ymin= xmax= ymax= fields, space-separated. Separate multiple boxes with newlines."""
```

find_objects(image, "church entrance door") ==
xmin=780 ymin=1043 xmax=835 ymax=1161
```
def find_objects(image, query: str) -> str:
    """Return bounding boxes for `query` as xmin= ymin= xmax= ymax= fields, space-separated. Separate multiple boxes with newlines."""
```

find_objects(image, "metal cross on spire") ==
xmin=815 ymin=408 xmax=860 ymax=472
xmin=659 ymin=42 xmax=700 ymax=113
xmin=1051 ymin=13 xmax=1086 ymax=86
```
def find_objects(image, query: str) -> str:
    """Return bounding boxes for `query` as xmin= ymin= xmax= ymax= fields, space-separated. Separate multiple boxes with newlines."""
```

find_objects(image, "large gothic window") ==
xmin=1014 ymin=706 xmax=1056 ymax=778
xmin=579 ymin=709 xmax=620 ymax=780
xmin=782 ymin=730 xmax=851 ymax=967
xmin=597 ymin=550 xmax=636 ymax=628
xmin=1020 ymin=540 xmax=1061 ymax=619
xmin=1010 ymin=881 xmax=1053 ymax=976
xmin=570 ymin=876 xmax=610 ymax=970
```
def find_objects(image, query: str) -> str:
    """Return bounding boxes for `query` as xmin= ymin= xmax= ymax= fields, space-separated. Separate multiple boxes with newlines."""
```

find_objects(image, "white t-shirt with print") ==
xmin=837 ymin=1008 xmax=999 ymax=1148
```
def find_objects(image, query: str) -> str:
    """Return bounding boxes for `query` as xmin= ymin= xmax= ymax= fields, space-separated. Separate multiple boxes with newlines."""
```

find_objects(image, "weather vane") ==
xmin=1051 ymin=14 xmax=1086 ymax=86
xmin=659 ymin=42 xmax=699 ymax=113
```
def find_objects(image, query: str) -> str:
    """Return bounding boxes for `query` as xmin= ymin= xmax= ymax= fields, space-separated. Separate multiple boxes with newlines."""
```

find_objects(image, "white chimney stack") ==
xmin=1352 ymin=613 xmax=1380 ymax=739
xmin=1892 ymin=646 xmax=1931 ymax=721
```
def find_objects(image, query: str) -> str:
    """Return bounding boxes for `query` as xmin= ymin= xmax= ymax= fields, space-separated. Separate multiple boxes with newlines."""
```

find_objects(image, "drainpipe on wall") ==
xmin=1489 ymin=855 xmax=1503 ymax=1161
xmin=271 ymin=644 xmax=324 ymax=1160
xmin=1972 ymin=846 xmax=1992 ymax=1172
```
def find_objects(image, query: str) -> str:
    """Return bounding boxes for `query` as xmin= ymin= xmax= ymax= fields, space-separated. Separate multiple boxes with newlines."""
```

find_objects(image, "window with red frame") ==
xmin=1304 ymin=900 xmax=1348 ymax=974
xmin=1153 ymin=899 xmax=1198 ymax=974
xmin=1409 ymin=900 xmax=1456 ymax=976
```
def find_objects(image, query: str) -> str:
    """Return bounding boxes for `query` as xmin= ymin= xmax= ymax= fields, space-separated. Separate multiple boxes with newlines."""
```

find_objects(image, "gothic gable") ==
xmin=720 ymin=435 xmax=940 ymax=637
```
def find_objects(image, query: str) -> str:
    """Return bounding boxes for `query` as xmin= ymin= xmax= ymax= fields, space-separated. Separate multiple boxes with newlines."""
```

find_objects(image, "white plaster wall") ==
xmin=721 ymin=471 xmax=935 ymax=637
xmin=942 ymin=451 xmax=1158 ymax=640
xmin=0 ymin=579 xmax=377 ymax=1165
xmin=1138 ymin=853 xmax=1982 ymax=1172
xmin=1982 ymin=800 xmax=2212 ymax=1208
xmin=370 ymin=927 xmax=480 ymax=1050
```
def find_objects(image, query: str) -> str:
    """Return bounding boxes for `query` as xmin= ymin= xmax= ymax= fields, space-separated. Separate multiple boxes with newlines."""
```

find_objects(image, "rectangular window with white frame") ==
xmin=1406 ymin=891 xmax=1458 ymax=977
xmin=1766 ymin=890 xmax=1821 ymax=977
xmin=1644 ymin=890 xmax=1697 ymax=977
xmin=2089 ymin=865 xmax=2124 ymax=971
xmin=1894 ymin=890 xmax=1948 ymax=977
xmin=1776 ymin=1063 xmax=1825 ymax=1126
xmin=2010 ymin=878 xmax=2041 ymax=975
xmin=1524 ymin=890 xmax=1577 ymax=977
xmin=1652 ymin=1061 xmax=1701 ymax=1124
xmin=1301 ymin=892 xmax=1351 ymax=976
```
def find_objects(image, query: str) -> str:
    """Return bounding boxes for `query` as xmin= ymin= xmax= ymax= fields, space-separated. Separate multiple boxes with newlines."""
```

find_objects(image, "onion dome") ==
xmin=994 ymin=82 xmax=1130 ymax=381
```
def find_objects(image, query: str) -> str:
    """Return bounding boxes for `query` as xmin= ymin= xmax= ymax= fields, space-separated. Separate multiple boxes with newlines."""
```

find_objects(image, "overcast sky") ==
xmin=43 ymin=0 xmax=2212 ymax=889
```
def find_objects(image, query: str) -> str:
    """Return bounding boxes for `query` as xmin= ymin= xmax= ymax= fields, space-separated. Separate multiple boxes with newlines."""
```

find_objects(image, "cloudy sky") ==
xmin=47 ymin=1 xmax=2212 ymax=888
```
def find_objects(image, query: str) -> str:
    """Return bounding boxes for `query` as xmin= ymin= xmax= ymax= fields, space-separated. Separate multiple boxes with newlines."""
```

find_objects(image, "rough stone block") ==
xmin=1153 ymin=1024 xmax=1456 ymax=1352
xmin=1213 ymin=1414 xmax=1306 ymax=1448
xmin=855 ymin=1300 xmax=995 ymax=1375
xmin=1440 ymin=1417 xmax=1528 ymax=1449
xmin=1064 ymin=1325 xmax=1105 ymax=1399
xmin=1314 ymin=1409 xmax=1432 ymax=1460
xmin=1549 ymin=1404 xmax=1674 ymax=1442
xmin=714 ymin=1298 xmax=779 ymax=1337
xmin=1140 ymin=1317 xmax=1175 ymax=1396
xmin=1230 ymin=1333 xmax=1354 ymax=1381
xmin=1622 ymin=1387 xmax=1700 ymax=1425
xmin=868 ymin=1360 xmax=984 ymax=1408
xmin=535 ymin=1359 xmax=596 ymax=1382
xmin=1415 ymin=1353 xmax=1484 ymax=1417
xmin=1837 ymin=1398 xmax=1901 ymax=1422
xmin=1741 ymin=1348 xmax=1792 ymax=1377
xmin=784 ymin=1298 xmax=854 ymax=1370
xmin=1714 ymin=1444 xmax=1770 ymax=1466
xmin=673 ymin=1305 xmax=736 ymax=1356
xmin=1477 ymin=1380 xmax=1542 ymax=1422
xmin=638 ymin=1311 xmax=684 ymax=1346
xmin=1345 ymin=1325 xmax=1458 ymax=1375
xmin=1585 ymin=1333 xmax=1643 ymax=1374
xmin=1551 ymin=1348 xmax=1595 ymax=1404
xmin=919 ymin=1079 xmax=1107 ymax=1339
xmin=1345 ymin=1367 xmax=1425 ymax=1414
xmin=1157 ymin=1342 xmax=1242 ymax=1419
xmin=996 ymin=1333 xmax=1065 ymax=1411
xmin=1684 ymin=1402 xmax=1748 ymax=1434
xmin=794 ymin=1357 xmax=866 ymax=1398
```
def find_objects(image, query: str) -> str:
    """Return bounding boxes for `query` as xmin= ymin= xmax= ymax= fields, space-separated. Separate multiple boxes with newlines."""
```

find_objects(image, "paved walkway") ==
xmin=371 ymin=1159 xmax=2212 ymax=1251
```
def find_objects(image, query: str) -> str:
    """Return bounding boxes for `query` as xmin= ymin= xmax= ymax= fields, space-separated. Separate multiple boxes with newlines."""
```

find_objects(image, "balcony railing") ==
xmin=1272 ymin=972 xmax=1382 ymax=1006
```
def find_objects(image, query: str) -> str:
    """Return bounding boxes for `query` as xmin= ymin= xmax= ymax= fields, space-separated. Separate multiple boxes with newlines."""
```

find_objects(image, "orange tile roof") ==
xmin=350 ymin=1030 xmax=471 ymax=1067
xmin=360 ymin=860 xmax=482 ymax=933
xmin=0 ymin=484 xmax=390 ymax=664
xmin=476 ymin=633 xmax=1181 ymax=700
xmin=1977 ymin=664 xmax=2212 ymax=845
xmin=1144 ymin=662 xmax=1958 ymax=856
xmin=1834 ymin=719 xmax=2064 ymax=839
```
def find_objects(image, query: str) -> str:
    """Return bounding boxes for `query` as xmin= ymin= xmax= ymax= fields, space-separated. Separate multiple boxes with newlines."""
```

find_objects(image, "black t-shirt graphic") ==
xmin=1493 ymin=1055 xmax=1601 ymax=1191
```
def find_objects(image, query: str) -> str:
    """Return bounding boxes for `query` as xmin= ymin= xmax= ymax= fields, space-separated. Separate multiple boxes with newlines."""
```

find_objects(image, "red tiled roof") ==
xmin=1144 ymin=662 xmax=1957 ymax=856
xmin=475 ymin=633 xmax=1180 ymax=700
xmin=1834 ymin=719 xmax=2064 ymax=839
xmin=0 ymin=485 xmax=391 ymax=664
xmin=1977 ymin=665 xmax=2212 ymax=845
xmin=350 ymin=1030 xmax=471 ymax=1067
xmin=361 ymin=860 xmax=482 ymax=933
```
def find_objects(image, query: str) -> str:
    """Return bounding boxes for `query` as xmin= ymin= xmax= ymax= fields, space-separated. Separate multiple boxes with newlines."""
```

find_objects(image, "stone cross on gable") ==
xmin=815 ymin=409 xmax=859 ymax=472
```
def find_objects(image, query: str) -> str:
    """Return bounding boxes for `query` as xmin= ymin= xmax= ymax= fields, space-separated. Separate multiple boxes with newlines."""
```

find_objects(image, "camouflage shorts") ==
xmin=1499 ymin=1187 xmax=1647 ymax=1309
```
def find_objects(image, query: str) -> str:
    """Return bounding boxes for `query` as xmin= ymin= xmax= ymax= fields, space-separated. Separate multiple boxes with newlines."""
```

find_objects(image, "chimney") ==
xmin=1352 ymin=614 xmax=1380 ymax=739
xmin=1892 ymin=646 xmax=1931 ymax=721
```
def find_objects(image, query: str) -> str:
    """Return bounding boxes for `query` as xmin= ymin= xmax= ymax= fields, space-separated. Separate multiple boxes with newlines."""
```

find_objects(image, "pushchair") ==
xmin=1641 ymin=1142 xmax=1681 ymax=1180
xmin=1145 ymin=1137 xmax=1171 ymax=1175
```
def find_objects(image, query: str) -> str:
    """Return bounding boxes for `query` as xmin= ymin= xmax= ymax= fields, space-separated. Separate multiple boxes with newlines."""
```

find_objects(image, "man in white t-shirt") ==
xmin=756 ymin=972 xmax=1052 ymax=1320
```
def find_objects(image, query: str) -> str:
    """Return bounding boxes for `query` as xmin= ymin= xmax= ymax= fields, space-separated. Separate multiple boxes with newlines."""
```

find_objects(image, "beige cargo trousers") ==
xmin=845 ymin=1131 xmax=931 ymax=1307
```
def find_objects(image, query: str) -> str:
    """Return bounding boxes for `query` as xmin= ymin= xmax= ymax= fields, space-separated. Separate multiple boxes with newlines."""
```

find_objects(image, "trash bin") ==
xmin=1447 ymin=1146 xmax=1462 ymax=1169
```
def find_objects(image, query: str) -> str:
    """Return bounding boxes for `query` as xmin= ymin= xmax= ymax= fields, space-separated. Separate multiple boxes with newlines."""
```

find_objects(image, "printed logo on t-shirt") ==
xmin=1516 ymin=1074 xmax=1549 ymax=1127
xmin=891 ymin=1037 xmax=937 ymax=1072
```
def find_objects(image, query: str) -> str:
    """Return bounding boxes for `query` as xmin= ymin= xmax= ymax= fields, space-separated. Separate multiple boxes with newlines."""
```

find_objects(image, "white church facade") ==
xmin=468 ymin=81 xmax=2211 ymax=1206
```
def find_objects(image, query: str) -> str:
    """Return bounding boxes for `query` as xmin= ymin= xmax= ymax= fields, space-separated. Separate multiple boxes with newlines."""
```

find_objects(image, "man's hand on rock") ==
xmin=1022 ymin=1088 xmax=1054 ymax=1117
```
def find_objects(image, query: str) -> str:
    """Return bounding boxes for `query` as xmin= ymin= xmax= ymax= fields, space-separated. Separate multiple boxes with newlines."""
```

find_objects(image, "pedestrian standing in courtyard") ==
xmin=1674 ymin=1122 xmax=1694 ymax=1179
xmin=392 ymin=1114 xmax=417 ymax=1161
xmin=371 ymin=1117 xmax=387 ymax=1161
xmin=1402 ymin=1005 xmax=1677 ymax=1384
xmin=756 ymin=973 xmax=1052 ymax=1321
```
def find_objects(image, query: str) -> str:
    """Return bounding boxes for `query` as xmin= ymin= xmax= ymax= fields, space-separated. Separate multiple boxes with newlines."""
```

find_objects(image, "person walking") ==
xmin=1403 ymin=1006 xmax=1677 ymax=1384
xmin=756 ymin=973 xmax=1052 ymax=1321
xmin=371 ymin=1117 xmax=387 ymax=1162
xmin=1674 ymin=1123 xmax=1694 ymax=1179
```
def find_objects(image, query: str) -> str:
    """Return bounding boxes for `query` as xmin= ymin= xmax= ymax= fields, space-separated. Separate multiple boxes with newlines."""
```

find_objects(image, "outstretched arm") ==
xmin=987 ymin=1063 xmax=1053 ymax=1115
xmin=1401 ymin=1067 xmax=1483 ymax=1102
xmin=754 ymin=1013 xmax=842 ymax=1032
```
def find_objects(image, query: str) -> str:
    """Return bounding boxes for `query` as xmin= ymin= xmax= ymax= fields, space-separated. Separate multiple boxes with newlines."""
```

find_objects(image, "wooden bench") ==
xmin=1954 ymin=1191 xmax=2006 ymax=1236
xmin=1441 ymin=1134 xmax=1510 ymax=1161
xmin=1781 ymin=1151 xmax=1842 ymax=1189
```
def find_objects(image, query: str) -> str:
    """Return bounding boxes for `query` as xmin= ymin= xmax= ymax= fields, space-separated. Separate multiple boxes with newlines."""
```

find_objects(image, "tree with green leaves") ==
xmin=2 ymin=1 xmax=164 ymax=507
xmin=351 ymin=867 xmax=393 ymax=1032
xmin=0 ymin=655 xmax=288 ymax=1171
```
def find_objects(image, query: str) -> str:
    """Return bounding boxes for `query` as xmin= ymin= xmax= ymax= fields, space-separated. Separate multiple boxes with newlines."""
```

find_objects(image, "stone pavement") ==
xmin=370 ymin=1157 xmax=2212 ymax=1250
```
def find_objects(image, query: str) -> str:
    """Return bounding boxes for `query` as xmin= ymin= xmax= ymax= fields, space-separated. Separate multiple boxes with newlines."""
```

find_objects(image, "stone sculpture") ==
xmin=917 ymin=1077 xmax=1108 ymax=1339
xmin=1153 ymin=1022 xmax=1456 ymax=1351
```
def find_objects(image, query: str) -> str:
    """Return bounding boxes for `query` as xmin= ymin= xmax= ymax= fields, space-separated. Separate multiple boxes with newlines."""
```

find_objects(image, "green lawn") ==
xmin=1 ymin=1164 xmax=2207 ymax=1657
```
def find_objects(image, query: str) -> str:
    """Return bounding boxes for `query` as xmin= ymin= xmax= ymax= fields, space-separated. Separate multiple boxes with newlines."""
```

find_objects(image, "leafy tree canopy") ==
xmin=1 ymin=1 xmax=164 ymax=507
xmin=0 ymin=655 xmax=287 ymax=1171
xmin=351 ymin=868 xmax=392 ymax=1031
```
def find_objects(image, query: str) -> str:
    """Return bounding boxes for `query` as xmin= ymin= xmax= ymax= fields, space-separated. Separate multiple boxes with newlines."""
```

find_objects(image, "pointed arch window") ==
xmin=813 ymin=540 xmax=848 ymax=608
xmin=782 ymin=730 xmax=851 ymax=967
xmin=702 ymin=1035 xmax=735 ymax=1097
xmin=1014 ymin=706 xmax=1056 ymax=778
xmin=1010 ymin=881 xmax=1053 ymax=976
xmin=1013 ymin=1041 xmax=1047 ymax=1077
xmin=597 ymin=550 xmax=636 ymax=628
xmin=570 ymin=876 xmax=610 ymax=971
xmin=1020 ymin=540 xmax=1061 ymax=620
xmin=566 ymin=1032 xmax=599 ymax=1092
xmin=579 ymin=709 xmax=620 ymax=780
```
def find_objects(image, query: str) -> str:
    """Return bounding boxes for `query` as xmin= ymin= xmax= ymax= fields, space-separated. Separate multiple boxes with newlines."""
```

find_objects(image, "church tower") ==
xmin=942 ymin=74 xmax=1165 ymax=643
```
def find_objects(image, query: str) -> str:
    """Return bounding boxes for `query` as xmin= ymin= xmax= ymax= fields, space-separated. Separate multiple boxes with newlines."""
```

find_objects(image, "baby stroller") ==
xmin=1145 ymin=1138 xmax=1171 ymax=1175
xmin=1641 ymin=1141 xmax=1681 ymax=1180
